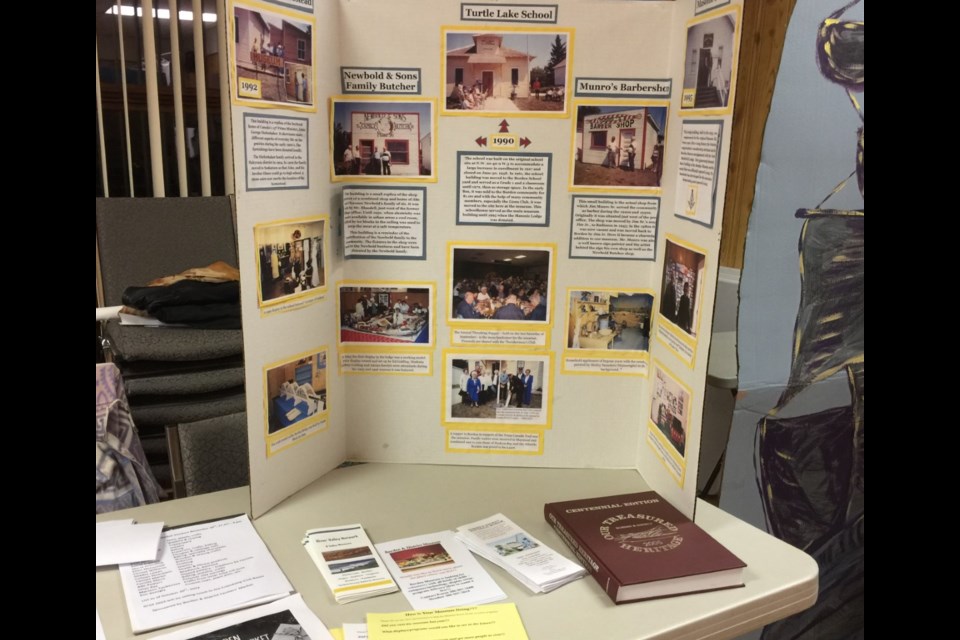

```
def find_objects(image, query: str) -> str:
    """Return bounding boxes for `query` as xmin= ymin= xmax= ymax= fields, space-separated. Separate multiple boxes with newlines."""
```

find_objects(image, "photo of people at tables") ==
xmin=568 ymin=290 xmax=653 ymax=351
xmin=659 ymin=240 xmax=706 ymax=337
xmin=649 ymin=365 xmax=689 ymax=457
xmin=449 ymin=357 xmax=546 ymax=421
xmin=255 ymin=219 xmax=325 ymax=307
xmin=450 ymin=246 xmax=552 ymax=323
xmin=265 ymin=351 xmax=327 ymax=435
xmin=339 ymin=285 xmax=431 ymax=344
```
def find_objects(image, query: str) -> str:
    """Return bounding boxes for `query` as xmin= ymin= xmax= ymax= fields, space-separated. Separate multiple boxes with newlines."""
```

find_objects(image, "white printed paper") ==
xmin=375 ymin=530 xmax=506 ymax=610
xmin=96 ymin=520 xmax=163 ymax=566
xmin=118 ymin=515 xmax=293 ymax=633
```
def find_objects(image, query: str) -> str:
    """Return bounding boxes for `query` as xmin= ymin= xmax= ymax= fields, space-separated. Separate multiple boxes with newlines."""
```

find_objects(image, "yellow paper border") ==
xmin=568 ymin=99 xmax=670 ymax=194
xmin=229 ymin=1 xmax=319 ymax=113
xmin=445 ymin=428 xmax=544 ymax=455
xmin=446 ymin=241 xmax=557 ymax=333
xmin=654 ymin=234 xmax=709 ymax=368
xmin=262 ymin=345 xmax=330 ymax=457
xmin=646 ymin=357 xmax=694 ymax=486
xmin=440 ymin=25 xmax=575 ymax=119
xmin=329 ymin=96 xmax=439 ymax=184
xmin=441 ymin=348 xmax=554 ymax=430
xmin=678 ymin=5 xmax=742 ymax=118
xmin=254 ymin=215 xmax=329 ymax=314
xmin=335 ymin=279 xmax=437 ymax=350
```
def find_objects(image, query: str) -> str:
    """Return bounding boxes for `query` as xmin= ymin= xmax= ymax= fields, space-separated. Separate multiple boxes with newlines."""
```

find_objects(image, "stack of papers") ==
xmin=455 ymin=513 xmax=586 ymax=593
xmin=375 ymin=530 xmax=506 ymax=609
xmin=118 ymin=514 xmax=293 ymax=633
xmin=302 ymin=524 xmax=398 ymax=603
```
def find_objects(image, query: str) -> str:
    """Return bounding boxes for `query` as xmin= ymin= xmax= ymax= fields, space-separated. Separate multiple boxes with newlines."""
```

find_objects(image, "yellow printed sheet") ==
xmin=367 ymin=603 xmax=528 ymax=640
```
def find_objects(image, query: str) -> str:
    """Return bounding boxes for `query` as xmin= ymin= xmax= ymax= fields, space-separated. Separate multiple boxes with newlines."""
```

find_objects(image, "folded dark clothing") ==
xmin=123 ymin=280 xmax=240 ymax=310
xmin=150 ymin=302 xmax=242 ymax=329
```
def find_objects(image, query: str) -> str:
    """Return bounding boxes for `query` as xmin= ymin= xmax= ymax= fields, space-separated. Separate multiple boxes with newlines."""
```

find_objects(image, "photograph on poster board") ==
xmin=450 ymin=245 xmax=553 ymax=324
xmin=680 ymin=11 xmax=738 ymax=111
xmin=566 ymin=290 xmax=653 ymax=351
xmin=331 ymin=99 xmax=435 ymax=180
xmin=649 ymin=363 xmax=691 ymax=458
xmin=339 ymin=284 xmax=432 ymax=345
xmin=265 ymin=351 xmax=327 ymax=435
xmin=442 ymin=28 xmax=572 ymax=115
xmin=232 ymin=2 xmax=315 ymax=110
xmin=446 ymin=354 xmax=550 ymax=427
xmin=573 ymin=105 xmax=667 ymax=189
xmin=659 ymin=239 xmax=706 ymax=338
xmin=255 ymin=217 xmax=326 ymax=308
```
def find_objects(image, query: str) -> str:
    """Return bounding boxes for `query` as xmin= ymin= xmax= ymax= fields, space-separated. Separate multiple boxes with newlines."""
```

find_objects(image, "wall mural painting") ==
xmin=757 ymin=2 xmax=863 ymax=639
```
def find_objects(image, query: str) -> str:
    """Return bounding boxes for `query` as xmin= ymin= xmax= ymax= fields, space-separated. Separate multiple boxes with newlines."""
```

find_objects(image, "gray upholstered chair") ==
xmin=96 ymin=197 xmax=247 ymax=491
xmin=166 ymin=412 xmax=250 ymax=497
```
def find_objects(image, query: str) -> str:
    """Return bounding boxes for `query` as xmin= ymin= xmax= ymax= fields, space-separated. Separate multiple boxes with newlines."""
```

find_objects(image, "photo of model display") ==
xmin=567 ymin=290 xmax=653 ymax=351
xmin=339 ymin=286 xmax=431 ymax=344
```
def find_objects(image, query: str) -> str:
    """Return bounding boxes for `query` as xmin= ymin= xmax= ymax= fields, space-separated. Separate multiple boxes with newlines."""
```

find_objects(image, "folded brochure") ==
xmin=455 ymin=513 xmax=586 ymax=593
xmin=303 ymin=524 xmax=398 ymax=603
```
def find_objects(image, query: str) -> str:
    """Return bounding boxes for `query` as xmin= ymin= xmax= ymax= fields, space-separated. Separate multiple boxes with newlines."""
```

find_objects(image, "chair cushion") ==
xmin=104 ymin=319 xmax=243 ymax=362
xmin=178 ymin=411 xmax=250 ymax=496
xmin=129 ymin=386 xmax=246 ymax=428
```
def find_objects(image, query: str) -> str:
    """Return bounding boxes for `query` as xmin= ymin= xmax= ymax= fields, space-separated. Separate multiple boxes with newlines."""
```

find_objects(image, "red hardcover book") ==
xmin=544 ymin=491 xmax=746 ymax=603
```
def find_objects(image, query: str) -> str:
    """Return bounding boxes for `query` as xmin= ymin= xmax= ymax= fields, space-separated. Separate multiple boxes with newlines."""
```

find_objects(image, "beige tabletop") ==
xmin=96 ymin=463 xmax=817 ymax=639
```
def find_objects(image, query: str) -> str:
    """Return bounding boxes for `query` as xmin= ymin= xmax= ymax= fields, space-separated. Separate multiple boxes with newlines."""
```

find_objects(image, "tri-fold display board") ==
xmin=227 ymin=0 xmax=743 ymax=519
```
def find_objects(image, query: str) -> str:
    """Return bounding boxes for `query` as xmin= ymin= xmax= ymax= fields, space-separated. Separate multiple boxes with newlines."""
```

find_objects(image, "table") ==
xmin=96 ymin=463 xmax=818 ymax=639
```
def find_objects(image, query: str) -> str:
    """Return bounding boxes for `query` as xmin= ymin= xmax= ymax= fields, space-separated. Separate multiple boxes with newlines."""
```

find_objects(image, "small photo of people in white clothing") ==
xmin=338 ymin=284 xmax=432 ymax=346
xmin=680 ymin=11 xmax=738 ymax=111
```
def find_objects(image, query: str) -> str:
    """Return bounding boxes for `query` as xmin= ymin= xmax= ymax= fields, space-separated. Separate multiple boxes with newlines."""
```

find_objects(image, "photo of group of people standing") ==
xmin=449 ymin=358 xmax=547 ymax=422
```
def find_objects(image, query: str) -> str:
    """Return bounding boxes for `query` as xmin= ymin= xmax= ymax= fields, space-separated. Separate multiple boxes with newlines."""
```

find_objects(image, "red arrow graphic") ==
xmin=519 ymin=137 xmax=532 ymax=148
xmin=475 ymin=136 xmax=487 ymax=147
xmin=498 ymin=120 xmax=510 ymax=133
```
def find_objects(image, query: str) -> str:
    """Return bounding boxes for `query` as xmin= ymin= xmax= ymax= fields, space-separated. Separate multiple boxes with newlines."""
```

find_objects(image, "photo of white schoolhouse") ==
xmin=447 ymin=34 xmax=533 ymax=101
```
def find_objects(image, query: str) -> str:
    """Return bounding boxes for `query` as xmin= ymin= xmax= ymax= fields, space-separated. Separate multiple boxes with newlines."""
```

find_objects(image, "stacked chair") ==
xmin=96 ymin=197 xmax=248 ymax=497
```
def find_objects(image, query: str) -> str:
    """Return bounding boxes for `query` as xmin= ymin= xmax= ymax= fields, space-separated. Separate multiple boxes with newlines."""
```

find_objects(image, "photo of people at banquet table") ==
xmin=449 ymin=245 xmax=553 ymax=324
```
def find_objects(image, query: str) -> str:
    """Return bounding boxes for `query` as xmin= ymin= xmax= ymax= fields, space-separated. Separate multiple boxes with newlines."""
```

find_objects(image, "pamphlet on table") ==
xmin=455 ymin=513 xmax=585 ymax=593
xmin=375 ymin=530 xmax=506 ymax=609
xmin=302 ymin=524 xmax=398 ymax=603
